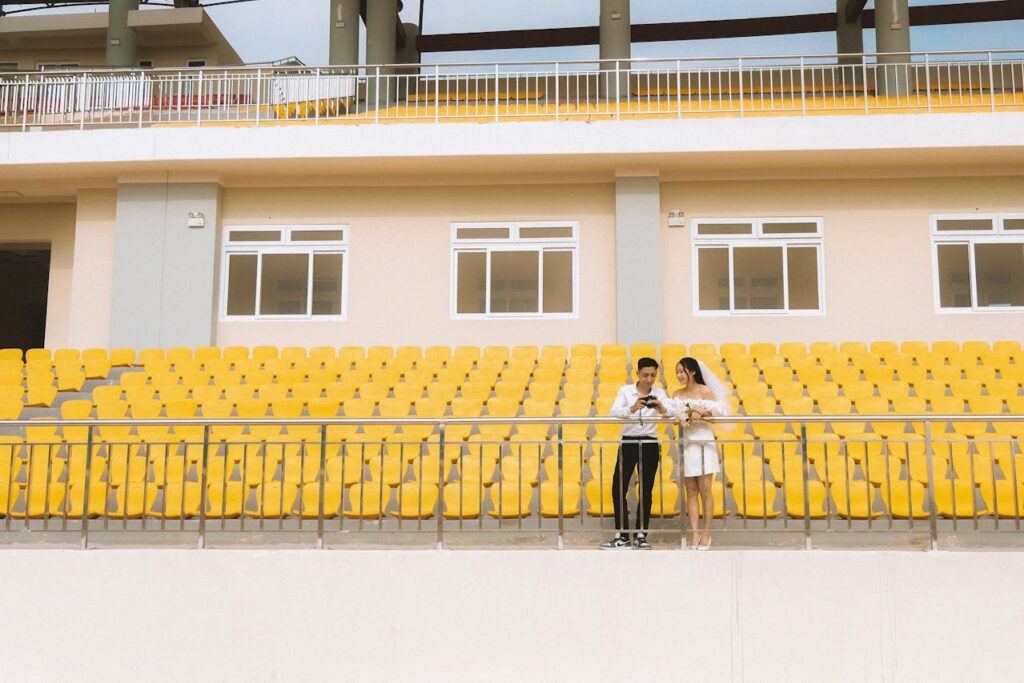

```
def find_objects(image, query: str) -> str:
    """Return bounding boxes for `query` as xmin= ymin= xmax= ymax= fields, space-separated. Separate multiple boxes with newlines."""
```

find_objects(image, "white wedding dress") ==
xmin=668 ymin=397 xmax=726 ymax=477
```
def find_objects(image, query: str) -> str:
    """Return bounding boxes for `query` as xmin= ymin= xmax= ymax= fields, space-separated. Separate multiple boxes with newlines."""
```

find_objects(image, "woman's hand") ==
xmin=688 ymin=408 xmax=706 ymax=423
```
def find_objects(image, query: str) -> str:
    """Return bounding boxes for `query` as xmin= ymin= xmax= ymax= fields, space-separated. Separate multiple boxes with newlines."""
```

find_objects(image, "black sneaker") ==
xmin=599 ymin=535 xmax=632 ymax=550
xmin=633 ymin=534 xmax=652 ymax=550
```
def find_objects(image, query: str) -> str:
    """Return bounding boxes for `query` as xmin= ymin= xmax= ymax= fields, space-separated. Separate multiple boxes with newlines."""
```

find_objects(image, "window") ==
xmin=186 ymin=59 xmax=207 ymax=68
xmin=221 ymin=226 xmax=347 ymax=320
xmin=932 ymin=213 xmax=1024 ymax=311
xmin=692 ymin=217 xmax=824 ymax=315
xmin=138 ymin=60 xmax=154 ymax=69
xmin=451 ymin=221 xmax=577 ymax=318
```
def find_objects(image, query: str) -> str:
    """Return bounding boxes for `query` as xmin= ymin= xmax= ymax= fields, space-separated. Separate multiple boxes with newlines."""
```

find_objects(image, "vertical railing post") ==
xmin=925 ymin=53 xmax=932 ymax=114
xmin=799 ymin=56 xmax=806 ymax=116
xmin=374 ymin=65 xmax=380 ymax=125
xmin=678 ymin=422 xmax=686 ymax=549
xmin=615 ymin=60 xmax=621 ymax=120
xmin=196 ymin=69 xmax=203 ymax=127
xmin=197 ymin=424 xmax=210 ymax=549
xmin=556 ymin=422 xmax=564 ymax=550
xmin=862 ymin=55 xmax=870 ymax=115
xmin=436 ymin=422 xmax=446 ymax=549
xmin=494 ymin=63 xmax=500 ymax=122
xmin=315 ymin=67 xmax=321 ymax=125
xmin=317 ymin=422 xmax=328 ymax=548
xmin=554 ymin=62 xmax=560 ymax=122
xmin=20 ymin=72 xmax=29 ymax=132
xmin=801 ymin=423 xmax=811 ymax=549
xmin=79 ymin=424 xmax=95 ymax=549
xmin=738 ymin=57 xmax=744 ymax=117
xmin=988 ymin=51 xmax=997 ymax=112
xmin=924 ymin=420 xmax=938 ymax=550
xmin=255 ymin=68 xmax=262 ymax=126
xmin=434 ymin=64 xmax=440 ymax=124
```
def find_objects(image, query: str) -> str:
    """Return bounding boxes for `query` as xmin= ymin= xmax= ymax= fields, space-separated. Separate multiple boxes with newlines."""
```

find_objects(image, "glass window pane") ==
xmin=697 ymin=248 xmax=730 ymax=311
xmin=226 ymin=254 xmax=257 ymax=316
xmin=455 ymin=227 xmax=510 ymax=241
xmin=520 ymin=226 xmax=574 ymax=239
xmin=787 ymin=246 xmax=820 ymax=310
xmin=1003 ymin=218 xmax=1024 ymax=231
xmin=542 ymin=250 xmax=573 ymax=313
xmin=935 ymin=219 xmax=993 ymax=232
xmin=490 ymin=251 xmax=539 ymax=313
xmin=456 ymin=251 xmax=486 ymax=314
xmin=936 ymin=244 xmax=971 ymax=308
xmin=228 ymin=230 xmax=281 ymax=242
xmin=292 ymin=229 xmax=345 ymax=242
xmin=696 ymin=222 xmax=753 ymax=236
xmin=259 ymin=253 xmax=309 ymax=315
xmin=763 ymin=221 xmax=819 ymax=235
xmin=734 ymin=247 xmax=783 ymax=310
xmin=312 ymin=253 xmax=343 ymax=315
xmin=974 ymin=242 xmax=1024 ymax=307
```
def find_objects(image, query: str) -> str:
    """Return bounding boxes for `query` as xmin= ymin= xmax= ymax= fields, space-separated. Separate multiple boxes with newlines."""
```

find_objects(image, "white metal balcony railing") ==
xmin=0 ymin=414 xmax=1021 ymax=550
xmin=0 ymin=49 xmax=1023 ymax=131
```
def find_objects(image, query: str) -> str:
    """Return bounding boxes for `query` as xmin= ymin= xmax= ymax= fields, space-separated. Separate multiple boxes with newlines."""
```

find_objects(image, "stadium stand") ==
xmin=0 ymin=341 xmax=1021 ymax=527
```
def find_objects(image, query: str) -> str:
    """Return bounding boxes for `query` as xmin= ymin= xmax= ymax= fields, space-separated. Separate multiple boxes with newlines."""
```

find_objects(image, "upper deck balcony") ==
xmin=2 ymin=49 xmax=1023 ymax=131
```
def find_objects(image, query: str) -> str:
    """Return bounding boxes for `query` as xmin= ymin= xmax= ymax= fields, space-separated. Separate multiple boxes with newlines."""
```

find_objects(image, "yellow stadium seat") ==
xmin=933 ymin=479 xmax=981 ymax=518
xmin=723 ymin=454 xmax=764 ymax=486
xmin=731 ymin=482 xmax=779 ymax=518
xmin=154 ymin=481 xmax=203 ymax=519
xmin=831 ymin=478 xmax=881 ymax=519
xmin=390 ymin=482 xmax=438 ymax=519
xmin=344 ymin=481 xmax=391 ymax=518
xmin=487 ymin=481 xmax=533 ymax=518
xmin=980 ymin=480 xmax=1024 ymax=518
xmin=951 ymin=451 xmax=998 ymax=484
xmin=584 ymin=478 xmax=614 ymax=517
xmin=783 ymin=480 xmax=828 ymax=518
xmin=442 ymin=481 xmax=483 ymax=519
xmin=879 ymin=480 xmax=929 ymax=519
xmin=539 ymin=480 xmax=581 ymax=517
xmin=806 ymin=382 xmax=840 ymax=402
xmin=906 ymin=452 xmax=948 ymax=484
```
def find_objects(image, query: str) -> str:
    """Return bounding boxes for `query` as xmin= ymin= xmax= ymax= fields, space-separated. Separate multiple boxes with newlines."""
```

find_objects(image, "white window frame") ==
xmin=220 ymin=225 xmax=348 ymax=321
xmin=691 ymin=216 xmax=825 ymax=317
xmin=450 ymin=221 xmax=579 ymax=319
xmin=931 ymin=212 xmax=1024 ymax=313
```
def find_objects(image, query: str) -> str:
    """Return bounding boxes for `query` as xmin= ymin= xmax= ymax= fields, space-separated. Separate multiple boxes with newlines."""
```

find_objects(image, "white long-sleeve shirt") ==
xmin=609 ymin=384 xmax=670 ymax=438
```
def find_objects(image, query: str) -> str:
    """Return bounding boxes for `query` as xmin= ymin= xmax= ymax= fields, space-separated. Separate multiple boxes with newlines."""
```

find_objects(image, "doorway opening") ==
xmin=0 ymin=245 xmax=50 ymax=350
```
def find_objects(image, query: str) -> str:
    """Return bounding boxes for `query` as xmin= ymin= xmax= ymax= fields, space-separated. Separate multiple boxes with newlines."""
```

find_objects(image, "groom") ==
xmin=600 ymin=357 xmax=668 ymax=550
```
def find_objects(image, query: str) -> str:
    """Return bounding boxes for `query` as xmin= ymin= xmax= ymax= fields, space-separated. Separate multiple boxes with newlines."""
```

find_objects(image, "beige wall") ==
xmin=0 ymin=45 xmax=230 ymax=70
xmin=218 ymin=184 xmax=619 ymax=349
xmin=662 ymin=175 xmax=1024 ymax=346
xmin=66 ymin=190 xmax=117 ymax=349
xmin=0 ymin=202 xmax=76 ymax=348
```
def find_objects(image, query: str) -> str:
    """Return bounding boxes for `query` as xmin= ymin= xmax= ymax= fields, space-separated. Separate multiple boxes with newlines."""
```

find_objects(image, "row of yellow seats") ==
xmin=728 ymin=362 xmax=1024 ymax=385
xmin=723 ymin=348 xmax=1021 ymax=369
xmin=736 ymin=381 xmax=1023 ymax=404
xmin=720 ymin=434 xmax=1024 ymax=461
xmin=718 ymin=340 xmax=1022 ymax=360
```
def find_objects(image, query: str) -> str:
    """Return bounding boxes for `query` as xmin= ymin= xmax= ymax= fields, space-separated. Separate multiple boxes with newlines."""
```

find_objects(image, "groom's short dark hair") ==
xmin=637 ymin=357 xmax=659 ymax=371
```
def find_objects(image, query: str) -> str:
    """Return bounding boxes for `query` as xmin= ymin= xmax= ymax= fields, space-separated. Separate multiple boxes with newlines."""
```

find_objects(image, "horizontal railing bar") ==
xmin=3 ymin=48 xmax=1023 ymax=76
xmin=0 ymin=414 xmax=1015 ymax=427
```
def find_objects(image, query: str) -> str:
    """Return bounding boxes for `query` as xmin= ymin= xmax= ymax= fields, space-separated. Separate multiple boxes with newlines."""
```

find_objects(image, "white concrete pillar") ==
xmin=836 ymin=0 xmax=864 ymax=65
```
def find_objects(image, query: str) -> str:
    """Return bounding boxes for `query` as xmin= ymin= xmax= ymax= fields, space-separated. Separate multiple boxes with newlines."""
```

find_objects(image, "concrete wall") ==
xmin=0 ymin=549 xmax=1021 ymax=681
xmin=217 ymin=183 xmax=619 ymax=348
xmin=662 ymin=175 xmax=1024 ymax=345
xmin=615 ymin=175 xmax=662 ymax=346
xmin=0 ymin=45 xmax=230 ymax=70
xmin=109 ymin=182 xmax=221 ymax=349
xmin=0 ymin=202 xmax=76 ymax=348
xmin=67 ymin=190 xmax=117 ymax=349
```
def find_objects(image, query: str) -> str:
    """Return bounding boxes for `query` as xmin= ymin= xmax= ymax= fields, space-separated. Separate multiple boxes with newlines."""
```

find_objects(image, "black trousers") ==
xmin=611 ymin=437 xmax=661 ymax=535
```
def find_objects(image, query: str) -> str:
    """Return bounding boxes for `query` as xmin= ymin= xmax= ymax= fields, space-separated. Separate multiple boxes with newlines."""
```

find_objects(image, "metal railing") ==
xmin=0 ymin=413 xmax=1021 ymax=549
xmin=1 ymin=49 xmax=1023 ymax=131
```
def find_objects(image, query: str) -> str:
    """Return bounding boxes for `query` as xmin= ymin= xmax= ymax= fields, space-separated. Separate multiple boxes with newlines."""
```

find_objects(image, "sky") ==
xmin=15 ymin=0 xmax=1024 ymax=65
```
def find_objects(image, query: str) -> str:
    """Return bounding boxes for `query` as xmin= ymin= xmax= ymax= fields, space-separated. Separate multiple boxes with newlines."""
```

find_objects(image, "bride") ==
xmin=667 ymin=357 xmax=729 ymax=550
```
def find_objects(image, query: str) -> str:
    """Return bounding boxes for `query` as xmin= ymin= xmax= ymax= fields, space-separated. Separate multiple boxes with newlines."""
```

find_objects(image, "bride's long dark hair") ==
xmin=677 ymin=357 xmax=706 ymax=385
